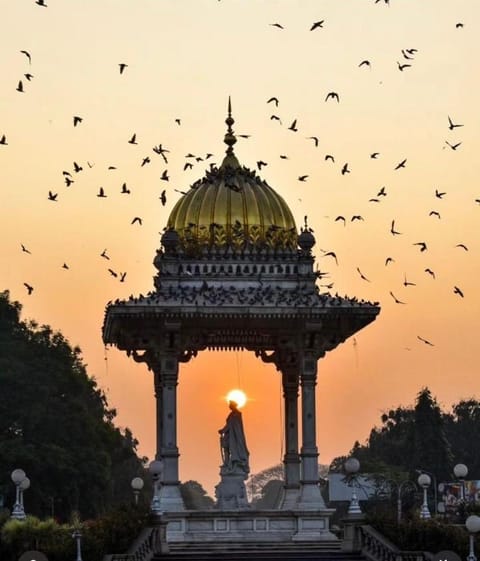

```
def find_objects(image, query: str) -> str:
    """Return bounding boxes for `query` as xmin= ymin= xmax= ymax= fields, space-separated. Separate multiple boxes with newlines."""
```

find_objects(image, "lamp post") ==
xmin=131 ymin=477 xmax=144 ymax=505
xmin=454 ymin=463 xmax=468 ymax=502
xmin=345 ymin=457 xmax=362 ymax=516
xmin=465 ymin=515 xmax=480 ymax=561
xmin=149 ymin=460 xmax=164 ymax=514
xmin=417 ymin=473 xmax=431 ymax=519
xmin=72 ymin=529 xmax=83 ymax=561
xmin=10 ymin=469 xmax=27 ymax=520
xmin=19 ymin=476 xmax=30 ymax=516
xmin=415 ymin=469 xmax=437 ymax=515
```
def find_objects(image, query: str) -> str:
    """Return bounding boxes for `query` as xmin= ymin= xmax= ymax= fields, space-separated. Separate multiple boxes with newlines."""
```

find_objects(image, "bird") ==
xmin=351 ymin=215 xmax=364 ymax=222
xmin=269 ymin=23 xmax=284 ymax=29
xmin=183 ymin=162 xmax=193 ymax=170
xmin=405 ymin=48 xmax=418 ymax=56
xmin=356 ymin=267 xmax=370 ymax=282
xmin=377 ymin=186 xmax=387 ymax=197
xmin=424 ymin=268 xmax=436 ymax=278
xmin=120 ymin=272 xmax=127 ymax=282
xmin=119 ymin=63 xmax=128 ymax=74
xmin=435 ymin=189 xmax=446 ymax=199
xmin=413 ymin=242 xmax=428 ymax=252
xmin=23 ymin=282 xmax=34 ymax=294
xmin=131 ymin=217 xmax=142 ymax=225
xmin=325 ymin=154 xmax=335 ymax=162
xmin=394 ymin=159 xmax=407 ymax=170
xmin=16 ymin=80 xmax=24 ymax=93
xmin=121 ymin=183 xmax=130 ymax=194
xmin=20 ymin=50 xmax=31 ymax=64
xmin=389 ymin=291 xmax=405 ymax=304
xmin=141 ymin=156 xmax=151 ymax=167
xmin=401 ymin=49 xmax=414 ymax=60
xmin=65 ymin=176 xmax=74 ymax=187
xmin=160 ymin=190 xmax=167 ymax=206
xmin=370 ymin=152 xmax=380 ymax=159
xmin=310 ymin=20 xmax=324 ymax=30
xmin=403 ymin=274 xmax=416 ymax=287
xmin=237 ymin=134 xmax=251 ymax=139
xmin=73 ymin=161 xmax=83 ymax=173
xmin=24 ymin=73 xmax=34 ymax=81
xmin=288 ymin=119 xmax=298 ymax=132
xmin=456 ymin=22 xmax=464 ymax=28
xmin=341 ymin=163 xmax=350 ymax=175
xmin=448 ymin=116 xmax=463 ymax=130
xmin=279 ymin=154 xmax=289 ymax=160
xmin=257 ymin=160 xmax=268 ymax=170
xmin=335 ymin=216 xmax=346 ymax=226
xmin=455 ymin=243 xmax=468 ymax=251
xmin=369 ymin=198 xmax=380 ymax=203
xmin=175 ymin=118 xmax=181 ymax=126
xmin=307 ymin=136 xmax=319 ymax=147
xmin=453 ymin=286 xmax=464 ymax=298
xmin=298 ymin=175 xmax=308 ymax=182
xmin=417 ymin=336 xmax=434 ymax=346
xmin=267 ymin=97 xmax=279 ymax=106
xmin=359 ymin=60 xmax=371 ymax=68
xmin=73 ymin=116 xmax=83 ymax=127
xmin=161 ymin=169 xmax=169 ymax=181
xmin=48 ymin=190 xmax=58 ymax=201
xmin=397 ymin=62 xmax=411 ymax=71
xmin=62 ymin=263 xmax=69 ymax=270
xmin=390 ymin=220 xmax=401 ymax=235
xmin=21 ymin=244 xmax=31 ymax=254
xmin=429 ymin=210 xmax=441 ymax=219
xmin=100 ymin=249 xmax=110 ymax=260
xmin=0 ymin=135 xmax=7 ymax=145
xmin=107 ymin=165 xmax=117 ymax=170
xmin=445 ymin=141 xmax=462 ymax=151
xmin=128 ymin=133 xmax=137 ymax=145
xmin=108 ymin=268 xmax=118 ymax=278
xmin=385 ymin=257 xmax=395 ymax=266
xmin=35 ymin=0 xmax=47 ymax=6
xmin=97 ymin=187 xmax=107 ymax=198
xmin=323 ymin=251 xmax=338 ymax=265
xmin=325 ymin=92 xmax=339 ymax=102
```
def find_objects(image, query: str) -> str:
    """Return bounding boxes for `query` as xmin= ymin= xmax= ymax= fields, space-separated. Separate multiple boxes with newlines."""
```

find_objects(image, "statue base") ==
xmin=215 ymin=469 xmax=250 ymax=510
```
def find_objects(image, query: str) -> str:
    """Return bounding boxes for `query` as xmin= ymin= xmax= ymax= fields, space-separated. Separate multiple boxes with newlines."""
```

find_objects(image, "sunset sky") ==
xmin=1 ymin=0 xmax=479 ymax=495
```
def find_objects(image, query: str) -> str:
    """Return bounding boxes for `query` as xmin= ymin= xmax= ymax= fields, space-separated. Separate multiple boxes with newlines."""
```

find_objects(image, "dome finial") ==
xmin=224 ymin=96 xmax=237 ymax=155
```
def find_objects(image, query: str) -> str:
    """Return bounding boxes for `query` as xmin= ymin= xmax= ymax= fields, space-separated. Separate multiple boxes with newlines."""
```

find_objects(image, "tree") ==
xmin=0 ymin=290 xmax=147 ymax=520
xmin=180 ymin=481 xmax=214 ymax=510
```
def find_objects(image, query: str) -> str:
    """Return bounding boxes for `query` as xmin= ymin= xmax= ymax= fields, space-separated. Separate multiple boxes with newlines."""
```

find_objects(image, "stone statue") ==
xmin=218 ymin=400 xmax=250 ymax=475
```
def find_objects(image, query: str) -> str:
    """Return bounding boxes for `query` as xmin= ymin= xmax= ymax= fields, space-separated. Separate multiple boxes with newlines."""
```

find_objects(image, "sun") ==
xmin=226 ymin=389 xmax=247 ymax=408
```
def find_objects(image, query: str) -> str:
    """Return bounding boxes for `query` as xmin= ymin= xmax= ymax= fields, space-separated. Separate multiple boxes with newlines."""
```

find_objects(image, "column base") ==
xmin=280 ymin=487 xmax=301 ymax=509
xmin=158 ymin=483 xmax=185 ymax=512
xmin=296 ymin=482 xmax=326 ymax=510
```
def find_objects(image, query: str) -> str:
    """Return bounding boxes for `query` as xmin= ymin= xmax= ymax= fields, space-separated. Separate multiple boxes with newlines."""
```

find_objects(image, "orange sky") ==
xmin=0 ymin=0 xmax=479 ymax=495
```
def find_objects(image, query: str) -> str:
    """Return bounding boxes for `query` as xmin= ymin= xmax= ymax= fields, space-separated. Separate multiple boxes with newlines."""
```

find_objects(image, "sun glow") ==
xmin=226 ymin=389 xmax=247 ymax=408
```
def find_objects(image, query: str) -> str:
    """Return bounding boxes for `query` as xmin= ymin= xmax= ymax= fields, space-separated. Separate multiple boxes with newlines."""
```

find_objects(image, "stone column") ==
xmin=150 ymin=354 xmax=185 ymax=511
xmin=298 ymin=352 xmax=325 ymax=509
xmin=280 ymin=368 xmax=301 ymax=509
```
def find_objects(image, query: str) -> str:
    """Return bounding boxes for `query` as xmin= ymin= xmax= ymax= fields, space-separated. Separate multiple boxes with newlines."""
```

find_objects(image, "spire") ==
xmin=220 ymin=96 xmax=240 ymax=169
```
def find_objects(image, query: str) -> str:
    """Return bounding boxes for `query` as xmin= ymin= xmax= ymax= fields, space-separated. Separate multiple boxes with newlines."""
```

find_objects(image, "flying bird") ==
xmin=288 ymin=119 xmax=298 ymax=132
xmin=325 ymin=154 xmax=335 ymax=162
xmin=21 ymin=244 xmax=31 ymax=254
xmin=100 ymin=249 xmax=110 ymax=260
xmin=183 ymin=162 xmax=193 ymax=170
xmin=121 ymin=183 xmax=130 ymax=194
xmin=73 ymin=161 xmax=83 ymax=173
xmin=24 ymin=73 xmax=34 ymax=81
xmin=0 ymin=135 xmax=7 ymax=145
xmin=325 ymin=92 xmax=339 ymax=102
xmin=20 ymin=50 xmax=31 ymax=64
xmin=48 ymin=190 xmax=57 ymax=201
xmin=16 ymin=80 xmax=24 ymax=93
xmin=307 ymin=136 xmax=319 ymax=147
xmin=323 ymin=251 xmax=338 ymax=265
xmin=267 ymin=97 xmax=279 ymax=106
xmin=394 ymin=159 xmax=407 ymax=170
xmin=62 ymin=263 xmax=69 ymax=270
xmin=73 ymin=116 xmax=83 ymax=127
xmin=120 ymin=272 xmax=127 ymax=282
xmin=97 ymin=187 xmax=107 ymax=198
xmin=310 ymin=20 xmax=324 ymax=30
xmin=141 ymin=156 xmax=151 ymax=167
xmin=160 ymin=190 xmax=167 ymax=206
xmin=128 ymin=133 xmax=137 ymax=145
xmin=131 ymin=217 xmax=142 ymax=225
xmin=417 ymin=336 xmax=434 ymax=346
xmin=389 ymin=291 xmax=405 ymax=304
xmin=161 ymin=169 xmax=169 ymax=181
xmin=455 ymin=243 xmax=468 ymax=251
xmin=269 ymin=23 xmax=284 ymax=29
xmin=298 ymin=175 xmax=308 ymax=182
xmin=397 ymin=62 xmax=411 ymax=71
xmin=385 ymin=257 xmax=395 ymax=266
xmin=175 ymin=118 xmax=181 ymax=126
xmin=64 ymin=176 xmax=74 ymax=187
xmin=390 ymin=220 xmax=401 ymax=235
xmin=351 ymin=215 xmax=364 ymax=222
xmin=403 ymin=274 xmax=416 ymax=287
xmin=35 ymin=0 xmax=47 ymax=6
xmin=257 ymin=160 xmax=268 ymax=170
xmin=445 ymin=141 xmax=462 ymax=150
xmin=456 ymin=22 xmax=464 ymax=29
xmin=448 ymin=116 xmax=463 ymax=130
xmin=377 ymin=186 xmax=387 ymax=197
xmin=358 ymin=60 xmax=371 ymax=68
xmin=413 ymin=242 xmax=428 ymax=252
xmin=356 ymin=267 xmax=370 ymax=282
xmin=119 ymin=63 xmax=128 ymax=74
xmin=370 ymin=152 xmax=380 ymax=159
xmin=341 ymin=163 xmax=350 ymax=175
xmin=424 ymin=268 xmax=436 ymax=278
xmin=108 ymin=268 xmax=118 ymax=278
xmin=429 ymin=210 xmax=441 ymax=219
xmin=435 ymin=189 xmax=446 ymax=199
xmin=453 ymin=286 xmax=464 ymax=298
xmin=23 ymin=283 xmax=34 ymax=294
xmin=335 ymin=216 xmax=346 ymax=226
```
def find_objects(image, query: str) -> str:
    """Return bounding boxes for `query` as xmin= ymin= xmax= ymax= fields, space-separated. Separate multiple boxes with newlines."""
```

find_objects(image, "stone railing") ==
xmin=103 ymin=526 xmax=161 ymax=561
xmin=359 ymin=525 xmax=432 ymax=561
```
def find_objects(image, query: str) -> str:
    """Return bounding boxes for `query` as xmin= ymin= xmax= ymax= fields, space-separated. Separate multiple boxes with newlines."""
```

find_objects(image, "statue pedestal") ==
xmin=215 ymin=469 xmax=250 ymax=510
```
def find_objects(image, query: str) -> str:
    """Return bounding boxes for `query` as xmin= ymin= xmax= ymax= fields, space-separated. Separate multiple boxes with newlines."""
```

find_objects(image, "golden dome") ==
xmin=167 ymin=101 xmax=297 ymax=253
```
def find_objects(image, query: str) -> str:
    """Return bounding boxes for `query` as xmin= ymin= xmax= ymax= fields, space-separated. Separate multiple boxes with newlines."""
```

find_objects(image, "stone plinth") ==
xmin=215 ymin=472 xmax=250 ymax=510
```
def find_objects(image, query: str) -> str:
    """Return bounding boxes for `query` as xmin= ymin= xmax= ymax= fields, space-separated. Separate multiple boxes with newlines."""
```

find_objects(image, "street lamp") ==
xmin=19 ymin=476 xmax=30 ymax=516
xmin=72 ymin=529 xmax=83 ymax=561
xmin=417 ymin=473 xmax=431 ymax=519
xmin=344 ymin=457 xmax=362 ymax=516
xmin=454 ymin=463 xmax=468 ymax=502
xmin=131 ymin=477 xmax=144 ymax=505
xmin=465 ymin=515 xmax=480 ymax=561
xmin=149 ymin=460 xmax=164 ymax=514
xmin=415 ymin=469 xmax=438 ymax=515
xmin=10 ymin=469 xmax=27 ymax=520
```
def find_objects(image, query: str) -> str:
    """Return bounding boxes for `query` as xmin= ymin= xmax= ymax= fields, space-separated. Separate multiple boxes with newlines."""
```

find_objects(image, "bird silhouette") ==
xmin=175 ymin=118 xmax=181 ymax=126
xmin=370 ymin=152 xmax=380 ymax=159
xmin=403 ymin=274 xmax=416 ymax=287
xmin=455 ymin=243 xmax=468 ymax=251
xmin=323 ymin=251 xmax=338 ymax=265
xmin=389 ymin=291 xmax=405 ymax=304
xmin=435 ymin=189 xmax=446 ymax=199
xmin=453 ymin=286 xmax=464 ymax=298
xmin=335 ymin=216 xmax=346 ymax=226
xmin=413 ymin=242 xmax=428 ymax=252
xmin=356 ymin=267 xmax=370 ymax=282
xmin=351 ymin=215 xmax=364 ymax=222
xmin=288 ymin=119 xmax=298 ymax=132
xmin=429 ymin=210 xmax=441 ymax=219
xmin=183 ymin=162 xmax=193 ymax=170
xmin=359 ymin=60 xmax=371 ymax=68
xmin=23 ymin=282 xmax=34 ymax=294
xmin=73 ymin=116 xmax=83 ymax=127
xmin=16 ymin=80 xmax=24 ymax=93
xmin=131 ymin=217 xmax=142 ymax=225
xmin=445 ymin=141 xmax=461 ymax=150
xmin=394 ymin=159 xmax=407 ymax=170
xmin=120 ymin=272 xmax=127 ymax=282
xmin=307 ymin=136 xmax=319 ymax=147
xmin=267 ymin=97 xmax=279 ymax=106
xmin=310 ymin=20 xmax=324 ymax=30
xmin=257 ymin=161 xmax=268 ymax=170
xmin=141 ymin=156 xmax=151 ymax=166
xmin=325 ymin=92 xmax=339 ymax=102
xmin=160 ymin=190 xmax=167 ymax=206
xmin=377 ymin=186 xmax=387 ymax=197
xmin=325 ymin=154 xmax=335 ymax=162
xmin=65 ymin=176 xmax=74 ymax=187
xmin=448 ymin=116 xmax=463 ymax=130
xmin=341 ymin=163 xmax=350 ymax=175
xmin=417 ymin=336 xmax=434 ymax=346
xmin=108 ymin=268 xmax=118 ymax=277
xmin=118 ymin=63 xmax=128 ymax=74
xmin=270 ymin=23 xmax=284 ymax=29
xmin=48 ymin=190 xmax=58 ymax=201
xmin=21 ymin=244 xmax=31 ymax=254
xmin=401 ymin=49 xmax=414 ymax=60
xmin=20 ymin=50 xmax=31 ymax=64
xmin=101 ymin=249 xmax=110 ymax=260
xmin=161 ymin=169 xmax=169 ymax=181
xmin=73 ymin=161 xmax=83 ymax=173
xmin=24 ymin=73 xmax=34 ymax=81
xmin=35 ymin=0 xmax=47 ymax=6
xmin=128 ymin=133 xmax=137 ymax=145
xmin=121 ymin=183 xmax=130 ymax=194
xmin=298 ymin=175 xmax=308 ymax=182
xmin=456 ymin=22 xmax=464 ymax=28
xmin=424 ymin=268 xmax=435 ymax=278
xmin=385 ymin=257 xmax=395 ymax=266
xmin=0 ymin=135 xmax=7 ymax=145
xmin=397 ymin=62 xmax=411 ymax=71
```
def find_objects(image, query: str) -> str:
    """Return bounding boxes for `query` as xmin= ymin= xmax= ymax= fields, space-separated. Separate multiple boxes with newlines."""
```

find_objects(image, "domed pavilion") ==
xmin=102 ymin=101 xmax=380 ymax=544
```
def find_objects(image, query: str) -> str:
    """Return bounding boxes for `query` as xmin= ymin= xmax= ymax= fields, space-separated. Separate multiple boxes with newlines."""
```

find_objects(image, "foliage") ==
xmin=0 ymin=290 xmax=147 ymax=520
xmin=180 ymin=480 xmax=214 ymax=510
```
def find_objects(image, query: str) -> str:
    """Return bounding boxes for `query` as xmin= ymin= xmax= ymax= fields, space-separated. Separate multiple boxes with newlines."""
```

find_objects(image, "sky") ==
xmin=1 ymin=0 xmax=479 ymax=496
